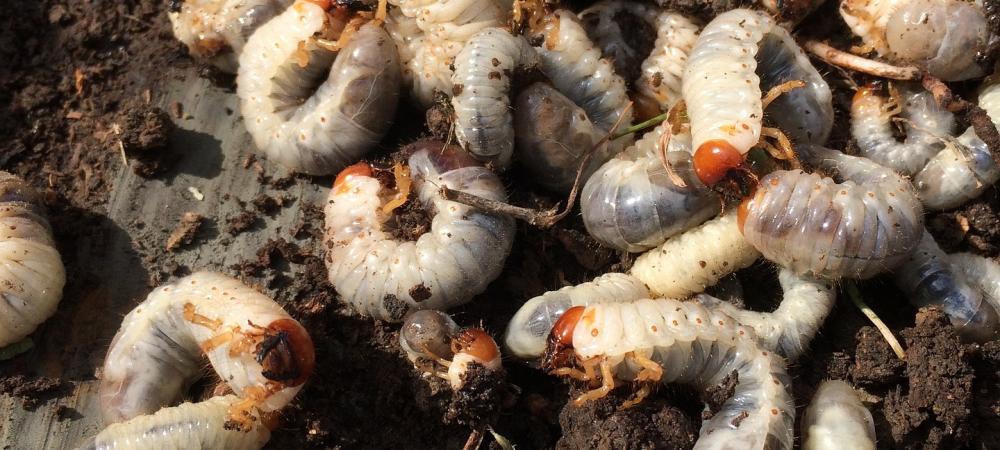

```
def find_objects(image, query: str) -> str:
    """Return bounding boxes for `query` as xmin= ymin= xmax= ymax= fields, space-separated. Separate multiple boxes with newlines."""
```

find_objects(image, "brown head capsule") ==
xmin=447 ymin=327 xmax=502 ymax=389
xmin=256 ymin=318 xmax=315 ymax=387
xmin=693 ymin=140 xmax=744 ymax=186
xmin=541 ymin=306 xmax=585 ymax=370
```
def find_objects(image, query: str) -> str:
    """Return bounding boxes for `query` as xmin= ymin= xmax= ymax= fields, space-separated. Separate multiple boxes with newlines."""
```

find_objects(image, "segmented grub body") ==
xmin=635 ymin=11 xmax=700 ymax=117
xmin=324 ymin=141 xmax=515 ymax=322
xmin=696 ymin=268 xmax=836 ymax=359
xmin=451 ymin=28 xmax=539 ymax=167
xmin=894 ymin=232 xmax=999 ymax=341
xmin=840 ymin=0 xmax=989 ymax=80
xmin=740 ymin=147 xmax=924 ymax=280
xmin=386 ymin=0 xmax=511 ymax=106
xmin=169 ymin=0 xmax=292 ymax=72
xmin=536 ymin=10 xmax=634 ymax=137
xmin=0 ymin=172 xmax=65 ymax=347
xmin=77 ymin=396 xmax=271 ymax=450
xmin=683 ymin=9 xmax=833 ymax=157
xmin=580 ymin=122 xmax=720 ymax=252
xmin=556 ymin=299 xmax=795 ymax=450
xmin=801 ymin=380 xmax=877 ymax=450
xmin=915 ymin=79 xmax=1000 ymax=210
xmin=513 ymin=82 xmax=612 ymax=192
xmin=850 ymin=84 xmax=954 ymax=176
xmin=237 ymin=2 xmax=401 ymax=175
xmin=504 ymin=273 xmax=649 ymax=359
xmin=630 ymin=210 xmax=760 ymax=298
xmin=99 ymin=272 xmax=314 ymax=426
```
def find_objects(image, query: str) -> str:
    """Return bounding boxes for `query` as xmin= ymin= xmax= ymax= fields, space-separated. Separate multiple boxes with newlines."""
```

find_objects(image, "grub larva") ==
xmin=580 ymin=122 xmax=720 ymax=252
xmin=695 ymin=268 xmax=836 ymax=360
xmin=504 ymin=273 xmax=650 ymax=360
xmin=894 ymin=231 xmax=999 ymax=341
xmin=324 ymin=140 xmax=515 ymax=322
xmin=740 ymin=146 xmax=924 ymax=280
xmin=237 ymin=1 xmax=401 ymax=175
xmin=534 ymin=10 xmax=634 ymax=138
xmin=78 ymin=395 xmax=271 ymax=450
xmin=948 ymin=252 xmax=1000 ymax=321
xmin=578 ymin=0 xmax=660 ymax=84
xmin=98 ymin=271 xmax=315 ymax=428
xmin=915 ymin=78 xmax=1000 ymax=210
xmin=545 ymin=300 xmax=794 ymax=450
xmin=0 ymin=172 xmax=66 ymax=348
xmin=682 ymin=8 xmax=832 ymax=185
xmin=630 ymin=210 xmax=761 ymax=298
xmin=513 ymin=82 xmax=613 ymax=193
xmin=801 ymin=380 xmax=877 ymax=450
xmin=451 ymin=27 xmax=539 ymax=167
xmin=169 ymin=0 xmax=292 ymax=73
xmin=400 ymin=310 xmax=502 ymax=389
xmin=850 ymin=83 xmax=955 ymax=176
xmin=386 ymin=0 xmax=511 ymax=107
xmin=841 ymin=0 xmax=989 ymax=80
xmin=636 ymin=10 xmax=700 ymax=118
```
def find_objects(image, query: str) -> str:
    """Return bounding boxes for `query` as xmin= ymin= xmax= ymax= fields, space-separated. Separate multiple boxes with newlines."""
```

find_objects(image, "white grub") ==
xmin=580 ymin=122 xmax=720 ymax=252
xmin=949 ymin=252 xmax=1000 ymax=322
xmin=696 ymin=268 xmax=836 ymax=360
xmin=549 ymin=299 xmax=794 ymax=450
xmin=513 ymin=8 xmax=636 ymax=188
xmin=850 ymin=83 xmax=955 ymax=176
xmin=77 ymin=395 xmax=271 ymax=450
xmin=630 ymin=210 xmax=760 ymax=298
xmin=504 ymin=273 xmax=649 ymax=359
xmin=742 ymin=145 xmax=924 ymax=280
xmin=895 ymin=232 xmax=999 ymax=341
xmin=683 ymin=9 xmax=833 ymax=157
xmin=635 ymin=11 xmax=700 ymax=117
xmin=400 ymin=310 xmax=502 ymax=389
xmin=513 ymin=82 xmax=612 ymax=193
xmin=385 ymin=0 xmax=511 ymax=107
xmin=535 ymin=10 xmax=634 ymax=137
xmin=578 ymin=1 xmax=700 ymax=118
xmin=0 ymin=172 xmax=65 ymax=347
xmin=324 ymin=141 xmax=515 ymax=322
xmin=916 ymin=78 xmax=1000 ymax=210
xmin=168 ymin=0 xmax=293 ymax=72
xmin=451 ymin=27 xmax=539 ymax=168
xmin=802 ymin=380 xmax=877 ymax=450
xmin=578 ymin=0 xmax=659 ymax=83
xmin=237 ymin=2 xmax=401 ymax=175
xmin=99 ymin=272 xmax=314 ymax=428
xmin=841 ymin=0 xmax=989 ymax=81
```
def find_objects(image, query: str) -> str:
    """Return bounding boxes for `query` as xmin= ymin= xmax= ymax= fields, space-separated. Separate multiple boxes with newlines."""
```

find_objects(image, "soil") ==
xmin=1 ymin=1 xmax=1000 ymax=450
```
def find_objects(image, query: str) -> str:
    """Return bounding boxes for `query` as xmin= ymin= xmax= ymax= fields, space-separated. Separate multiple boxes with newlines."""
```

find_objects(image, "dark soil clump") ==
xmin=883 ymin=308 xmax=975 ymax=449
xmin=557 ymin=386 xmax=698 ymax=450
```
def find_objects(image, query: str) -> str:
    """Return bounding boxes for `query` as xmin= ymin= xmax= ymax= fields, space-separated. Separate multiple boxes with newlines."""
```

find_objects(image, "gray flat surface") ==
xmin=0 ymin=74 xmax=328 ymax=449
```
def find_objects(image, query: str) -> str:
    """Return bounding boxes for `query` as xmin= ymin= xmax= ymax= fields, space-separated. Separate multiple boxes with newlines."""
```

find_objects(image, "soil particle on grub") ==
xmin=556 ymin=387 xmax=698 ymax=450
xmin=882 ymin=308 xmax=975 ymax=449
xmin=701 ymin=370 xmax=738 ymax=417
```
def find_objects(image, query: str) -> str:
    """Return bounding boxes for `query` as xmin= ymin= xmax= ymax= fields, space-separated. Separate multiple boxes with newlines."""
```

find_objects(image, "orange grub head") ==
xmin=693 ymin=140 xmax=744 ymax=186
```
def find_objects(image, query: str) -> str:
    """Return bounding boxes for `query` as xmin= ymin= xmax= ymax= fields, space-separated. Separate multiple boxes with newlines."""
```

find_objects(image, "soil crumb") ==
xmin=557 ymin=387 xmax=697 ymax=450
xmin=852 ymin=326 xmax=906 ymax=386
xmin=882 ymin=308 xmax=975 ymax=449
xmin=165 ymin=212 xmax=204 ymax=251
xmin=0 ymin=375 xmax=67 ymax=410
